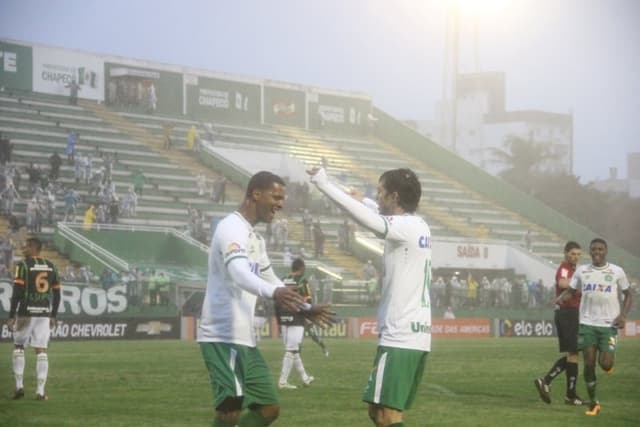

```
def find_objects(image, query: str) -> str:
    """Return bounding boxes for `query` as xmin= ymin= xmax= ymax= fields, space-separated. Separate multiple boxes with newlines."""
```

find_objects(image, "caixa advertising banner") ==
xmin=0 ymin=317 xmax=179 ymax=341
xmin=32 ymin=45 xmax=104 ymax=101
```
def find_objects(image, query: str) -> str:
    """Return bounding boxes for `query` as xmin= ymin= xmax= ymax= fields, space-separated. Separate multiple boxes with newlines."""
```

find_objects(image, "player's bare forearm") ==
xmin=554 ymin=288 xmax=573 ymax=305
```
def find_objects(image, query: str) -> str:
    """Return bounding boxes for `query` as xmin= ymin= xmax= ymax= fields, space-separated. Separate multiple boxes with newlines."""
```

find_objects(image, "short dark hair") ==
xmin=245 ymin=171 xmax=286 ymax=198
xmin=291 ymin=258 xmax=305 ymax=272
xmin=379 ymin=168 xmax=421 ymax=212
xmin=590 ymin=238 xmax=607 ymax=249
xmin=564 ymin=241 xmax=581 ymax=253
xmin=26 ymin=237 xmax=42 ymax=251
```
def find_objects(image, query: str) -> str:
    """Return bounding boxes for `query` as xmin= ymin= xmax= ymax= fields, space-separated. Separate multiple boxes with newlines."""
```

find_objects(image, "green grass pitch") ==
xmin=1 ymin=338 xmax=639 ymax=426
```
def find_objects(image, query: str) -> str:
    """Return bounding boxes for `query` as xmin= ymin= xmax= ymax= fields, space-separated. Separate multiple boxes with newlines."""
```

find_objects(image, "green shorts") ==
xmin=200 ymin=342 xmax=279 ymax=410
xmin=578 ymin=324 xmax=618 ymax=353
xmin=362 ymin=345 xmax=429 ymax=411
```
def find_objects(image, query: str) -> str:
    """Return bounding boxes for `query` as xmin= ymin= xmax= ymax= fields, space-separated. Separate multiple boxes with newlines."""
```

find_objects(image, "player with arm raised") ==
xmin=7 ymin=237 xmax=61 ymax=401
xmin=197 ymin=171 xmax=333 ymax=427
xmin=308 ymin=167 xmax=431 ymax=427
xmin=555 ymin=238 xmax=632 ymax=416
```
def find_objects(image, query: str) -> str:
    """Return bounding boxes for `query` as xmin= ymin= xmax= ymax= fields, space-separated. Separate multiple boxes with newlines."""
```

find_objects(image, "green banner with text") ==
xmin=186 ymin=76 xmax=260 ymax=123
xmin=0 ymin=41 xmax=32 ymax=92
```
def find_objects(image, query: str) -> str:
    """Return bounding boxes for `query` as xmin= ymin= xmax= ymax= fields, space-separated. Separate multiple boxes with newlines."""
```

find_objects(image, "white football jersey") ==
xmin=377 ymin=214 xmax=433 ymax=351
xmin=197 ymin=212 xmax=278 ymax=346
xmin=570 ymin=263 xmax=629 ymax=327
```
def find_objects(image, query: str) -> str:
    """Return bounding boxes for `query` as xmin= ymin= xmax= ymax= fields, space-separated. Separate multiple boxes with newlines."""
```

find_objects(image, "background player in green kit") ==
xmin=556 ymin=238 xmax=632 ymax=416
xmin=197 ymin=171 xmax=333 ymax=427
xmin=276 ymin=257 xmax=315 ymax=389
xmin=309 ymin=166 xmax=431 ymax=427
xmin=7 ymin=237 xmax=61 ymax=401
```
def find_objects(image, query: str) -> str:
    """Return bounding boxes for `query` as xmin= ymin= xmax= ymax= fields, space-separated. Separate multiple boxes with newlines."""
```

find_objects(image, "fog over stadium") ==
xmin=1 ymin=1 xmax=640 ymax=425
xmin=1 ymin=0 xmax=639 ymax=182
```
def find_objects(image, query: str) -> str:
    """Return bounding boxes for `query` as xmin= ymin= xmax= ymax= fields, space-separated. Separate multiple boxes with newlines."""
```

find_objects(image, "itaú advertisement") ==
xmin=356 ymin=317 xmax=491 ymax=338
xmin=32 ymin=45 xmax=104 ymax=101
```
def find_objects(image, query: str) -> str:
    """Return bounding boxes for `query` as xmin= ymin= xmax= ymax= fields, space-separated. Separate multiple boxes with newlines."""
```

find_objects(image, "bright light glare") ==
xmin=453 ymin=0 xmax=514 ymax=17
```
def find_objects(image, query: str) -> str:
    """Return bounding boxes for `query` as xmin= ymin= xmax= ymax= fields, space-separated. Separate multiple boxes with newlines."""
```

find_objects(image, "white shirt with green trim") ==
xmin=197 ymin=212 xmax=282 ymax=347
xmin=569 ymin=262 xmax=629 ymax=327
xmin=310 ymin=168 xmax=432 ymax=352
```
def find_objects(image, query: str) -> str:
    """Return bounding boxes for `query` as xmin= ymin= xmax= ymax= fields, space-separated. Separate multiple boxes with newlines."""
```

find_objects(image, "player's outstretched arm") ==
xmin=307 ymin=167 xmax=386 ymax=236
xmin=613 ymin=288 xmax=633 ymax=329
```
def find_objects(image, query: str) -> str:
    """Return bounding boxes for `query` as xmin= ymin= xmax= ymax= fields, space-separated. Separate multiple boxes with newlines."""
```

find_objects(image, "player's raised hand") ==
xmin=306 ymin=166 xmax=321 ymax=177
xmin=304 ymin=304 xmax=337 ymax=329
xmin=273 ymin=286 xmax=305 ymax=313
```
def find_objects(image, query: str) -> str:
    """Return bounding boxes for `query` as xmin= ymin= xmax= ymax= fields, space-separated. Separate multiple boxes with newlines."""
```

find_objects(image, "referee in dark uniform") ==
xmin=534 ymin=241 xmax=585 ymax=405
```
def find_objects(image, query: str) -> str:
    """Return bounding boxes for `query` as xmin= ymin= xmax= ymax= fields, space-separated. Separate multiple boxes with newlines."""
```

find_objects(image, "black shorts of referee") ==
xmin=554 ymin=307 xmax=579 ymax=353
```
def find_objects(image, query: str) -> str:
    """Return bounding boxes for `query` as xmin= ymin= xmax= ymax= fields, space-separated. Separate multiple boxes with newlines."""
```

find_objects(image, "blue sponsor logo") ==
xmin=583 ymin=283 xmax=612 ymax=293
xmin=418 ymin=235 xmax=431 ymax=249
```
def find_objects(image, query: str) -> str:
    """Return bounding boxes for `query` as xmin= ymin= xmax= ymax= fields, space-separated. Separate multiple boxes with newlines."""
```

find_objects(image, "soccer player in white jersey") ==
xmin=308 ymin=167 xmax=431 ymax=427
xmin=197 ymin=171 xmax=333 ymax=427
xmin=556 ymin=238 xmax=632 ymax=416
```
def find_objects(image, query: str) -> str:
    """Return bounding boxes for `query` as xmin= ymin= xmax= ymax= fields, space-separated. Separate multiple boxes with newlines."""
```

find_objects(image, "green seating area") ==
xmin=0 ymin=92 xmax=235 ymax=231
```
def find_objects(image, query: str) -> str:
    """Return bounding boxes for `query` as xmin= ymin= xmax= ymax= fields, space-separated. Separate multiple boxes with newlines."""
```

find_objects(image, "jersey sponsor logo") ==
xmin=583 ymin=283 xmax=613 ymax=293
xmin=411 ymin=321 xmax=432 ymax=334
xmin=224 ymin=242 xmax=245 ymax=258
xmin=249 ymin=261 xmax=260 ymax=276
xmin=418 ymin=235 xmax=431 ymax=249
xmin=560 ymin=268 xmax=569 ymax=279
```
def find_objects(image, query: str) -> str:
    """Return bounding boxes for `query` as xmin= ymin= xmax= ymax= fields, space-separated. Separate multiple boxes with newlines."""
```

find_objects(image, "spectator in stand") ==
xmin=282 ymin=247 xmax=294 ymax=266
xmin=108 ymin=198 xmax=119 ymax=224
xmin=0 ymin=264 xmax=10 ymax=279
xmin=63 ymin=264 xmax=76 ymax=282
xmin=443 ymin=306 xmax=456 ymax=319
xmin=312 ymin=221 xmax=325 ymax=258
xmin=48 ymin=152 xmax=62 ymax=181
xmin=196 ymin=174 xmax=207 ymax=197
xmin=62 ymin=189 xmax=79 ymax=223
xmin=187 ymin=125 xmax=198 ymax=151
xmin=83 ymin=204 xmax=96 ymax=231
xmin=362 ymin=260 xmax=377 ymax=282
xmin=212 ymin=176 xmax=227 ymax=204
xmin=162 ymin=122 xmax=173 ymax=150
xmin=66 ymin=131 xmax=77 ymax=164
xmin=26 ymin=163 xmax=41 ymax=195
xmin=432 ymin=276 xmax=445 ymax=309
xmin=122 ymin=186 xmax=138 ymax=217
xmin=133 ymin=169 xmax=146 ymax=197
xmin=25 ymin=198 xmax=37 ymax=233
xmin=302 ymin=209 xmax=313 ymax=242
xmin=466 ymin=273 xmax=479 ymax=308
xmin=1 ymin=181 xmax=20 ymax=215
xmin=338 ymin=219 xmax=352 ymax=252
xmin=147 ymin=83 xmax=157 ymax=114
xmin=524 ymin=229 xmax=533 ymax=252
xmin=0 ymin=132 xmax=12 ymax=164
xmin=65 ymin=78 xmax=81 ymax=105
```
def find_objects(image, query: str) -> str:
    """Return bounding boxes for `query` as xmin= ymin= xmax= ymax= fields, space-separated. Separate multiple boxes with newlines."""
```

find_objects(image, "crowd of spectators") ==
xmin=429 ymin=273 xmax=553 ymax=311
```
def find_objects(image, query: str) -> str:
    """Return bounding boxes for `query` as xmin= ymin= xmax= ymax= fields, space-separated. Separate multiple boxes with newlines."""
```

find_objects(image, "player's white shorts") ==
xmin=13 ymin=317 xmax=51 ymax=349
xmin=281 ymin=325 xmax=304 ymax=352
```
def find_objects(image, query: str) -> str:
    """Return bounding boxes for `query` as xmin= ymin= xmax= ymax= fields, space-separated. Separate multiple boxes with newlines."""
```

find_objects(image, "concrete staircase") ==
xmin=370 ymin=136 xmax=565 ymax=248
xmin=275 ymin=127 xmax=374 ymax=279
xmin=78 ymin=100 xmax=244 ymax=202
xmin=0 ymin=217 xmax=73 ymax=271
